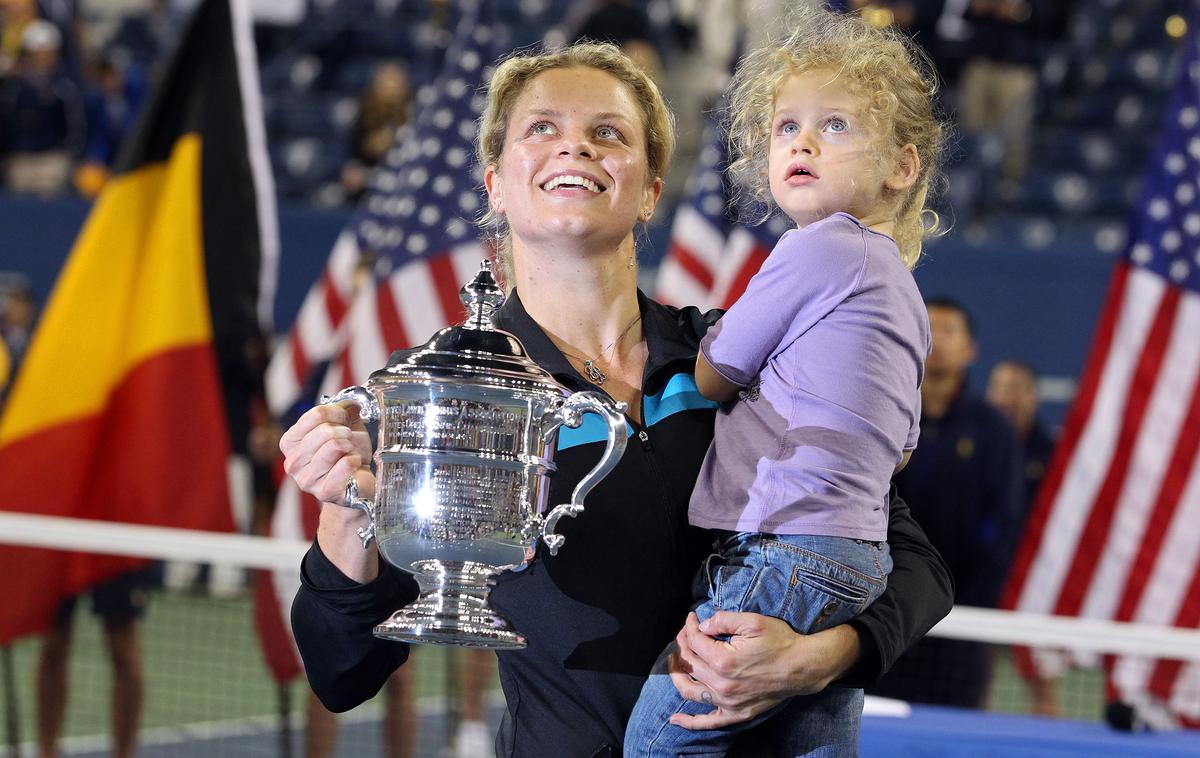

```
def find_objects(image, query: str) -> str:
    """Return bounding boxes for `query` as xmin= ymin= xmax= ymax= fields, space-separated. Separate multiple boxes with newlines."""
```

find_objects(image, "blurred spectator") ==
xmin=986 ymin=358 xmax=1062 ymax=717
xmin=0 ymin=271 xmax=33 ymax=403
xmin=0 ymin=0 xmax=39 ymax=76
xmin=0 ymin=270 xmax=35 ymax=368
xmin=569 ymin=0 xmax=663 ymax=82
xmin=986 ymin=359 xmax=1055 ymax=518
xmin=341 ymin=61 xmax=410 ymax=201
xmin=107 ymin=0 xmax=177 ymax=68
xmin=0 ymin=18 xmax=84 ymax=196
xmin=955 ymin=0 xmax=1069 ymax=196
xmin=0 ymin=330 xmax=8 ymax=395
xmin=74 ymin=50 xmax=147 ymax=197
xmin=37 ymin=566 xmax=158 ymax=758
xmin=869 ymin=297 xmax=1025 ymax=709
xmin=307 ymin=667 xmax=416 ymax=758
xmin=450 ymin=648 xmax=497 ymax=757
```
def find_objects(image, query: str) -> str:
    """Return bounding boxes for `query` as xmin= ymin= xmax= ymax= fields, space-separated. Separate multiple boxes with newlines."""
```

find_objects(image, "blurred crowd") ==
xmin=0 ymin=0 xmax=1078 ymax=211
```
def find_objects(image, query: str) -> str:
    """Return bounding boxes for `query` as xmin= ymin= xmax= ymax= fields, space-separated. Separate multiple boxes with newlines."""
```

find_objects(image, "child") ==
xmin=625 ymin=9 xmax=945 ymax=756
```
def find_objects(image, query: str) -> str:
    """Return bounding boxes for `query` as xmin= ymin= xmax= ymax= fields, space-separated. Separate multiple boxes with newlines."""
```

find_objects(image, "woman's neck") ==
xmin=512 ymin=239 xmax=642 ymax=355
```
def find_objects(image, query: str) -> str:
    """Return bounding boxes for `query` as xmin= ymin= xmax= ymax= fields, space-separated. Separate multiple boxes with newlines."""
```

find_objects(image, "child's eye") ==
xmin=825 ymin=117 xmax=848 ymax=133
xmin=596 ymin=125 xmax=622 ymax=140
xmin=779 ymin=121 xmax=800 ymax=136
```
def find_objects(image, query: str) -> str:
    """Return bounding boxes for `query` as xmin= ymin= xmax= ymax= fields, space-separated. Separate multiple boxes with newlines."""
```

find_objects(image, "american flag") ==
xmin=255 ymin=0 xmax=504 ymax=682
xmin=654 ymin=114 xmax=791 ymax=310
xmin=1002 ymin=19 xmax=1200 ymax=727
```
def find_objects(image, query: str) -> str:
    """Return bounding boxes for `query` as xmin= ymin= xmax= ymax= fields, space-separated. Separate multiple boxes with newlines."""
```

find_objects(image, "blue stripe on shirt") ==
xmin=556 ymin=373 xmax=719 ymax=451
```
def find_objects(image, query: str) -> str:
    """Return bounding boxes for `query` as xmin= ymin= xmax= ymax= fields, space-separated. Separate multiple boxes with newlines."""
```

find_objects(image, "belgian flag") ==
xmin=0 ymin=0 xmax=277 ymax=643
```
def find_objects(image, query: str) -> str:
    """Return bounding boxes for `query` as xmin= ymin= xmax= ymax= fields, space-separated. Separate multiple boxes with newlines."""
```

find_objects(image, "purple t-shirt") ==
xmin=690 ymin=213 xmax=930 ymax=540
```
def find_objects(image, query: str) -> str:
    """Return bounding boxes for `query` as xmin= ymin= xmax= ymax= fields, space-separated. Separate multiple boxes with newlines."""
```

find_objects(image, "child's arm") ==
xmin=694 ymin=351 xmax=742 ymax=402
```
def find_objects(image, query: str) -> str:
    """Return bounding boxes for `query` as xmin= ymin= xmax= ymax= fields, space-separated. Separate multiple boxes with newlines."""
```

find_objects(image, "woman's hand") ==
xmin=667 ymin=611 xmax=862 ymax=730
xmin=280 ymin=402 xmax=380 ymax=583
xmin=279 ymin=402 xmax=374 ymax=504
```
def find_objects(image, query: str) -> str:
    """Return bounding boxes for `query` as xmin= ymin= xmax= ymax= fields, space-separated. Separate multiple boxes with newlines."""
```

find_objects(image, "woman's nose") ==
xmin=558 ymin=132 xmax=596 ymax=158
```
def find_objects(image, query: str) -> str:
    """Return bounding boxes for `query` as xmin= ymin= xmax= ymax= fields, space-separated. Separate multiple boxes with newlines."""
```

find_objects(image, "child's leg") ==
xmin=734 ymin=687 xmax=864 ymax=757
xmin=742 ymin=535 xmax=892 ymax=754
xmin=625 ymin=535 xmax=787 ymax=757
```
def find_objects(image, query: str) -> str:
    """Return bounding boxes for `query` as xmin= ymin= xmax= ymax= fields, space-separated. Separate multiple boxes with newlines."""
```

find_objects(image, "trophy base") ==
xmin=373 ymin=559 xmax=527 ymax=649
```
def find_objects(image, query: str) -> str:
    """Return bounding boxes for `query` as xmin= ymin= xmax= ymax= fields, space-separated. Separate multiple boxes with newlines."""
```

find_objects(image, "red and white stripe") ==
xmin=265 ymin=230 xmax=361 ymax=416
xmin=708 ymin=228 xmax=771 ymax=311
xmin=1004 ymin=262 xmax=1200 ymax=725
xmin=656 ymin=205 xmax=727 ymax=309
xmin=320 ymin=244 xmax=489 ymax=396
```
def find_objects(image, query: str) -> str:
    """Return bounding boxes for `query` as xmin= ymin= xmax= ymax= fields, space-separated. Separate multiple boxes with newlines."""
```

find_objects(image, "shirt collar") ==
xmin=493 ymin=288 xmax=704 ymax=394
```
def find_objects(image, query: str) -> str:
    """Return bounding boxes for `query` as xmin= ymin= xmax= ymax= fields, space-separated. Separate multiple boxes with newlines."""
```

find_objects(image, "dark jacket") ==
xmin=291 ymin=289 xmax=953 ymax=757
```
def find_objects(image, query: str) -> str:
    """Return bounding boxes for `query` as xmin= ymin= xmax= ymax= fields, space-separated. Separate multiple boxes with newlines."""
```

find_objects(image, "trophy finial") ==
xmin=460 ymin=259 xmax=505 ymax=329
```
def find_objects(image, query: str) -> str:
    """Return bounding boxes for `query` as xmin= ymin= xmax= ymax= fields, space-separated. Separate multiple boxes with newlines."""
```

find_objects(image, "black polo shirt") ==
xmin=291 ymin=289 xmax=952 ymax=757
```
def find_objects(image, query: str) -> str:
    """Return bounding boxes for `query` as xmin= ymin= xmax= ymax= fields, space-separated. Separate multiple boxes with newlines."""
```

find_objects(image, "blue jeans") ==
xmin=624 ymin=532 xmax=892 ymax=757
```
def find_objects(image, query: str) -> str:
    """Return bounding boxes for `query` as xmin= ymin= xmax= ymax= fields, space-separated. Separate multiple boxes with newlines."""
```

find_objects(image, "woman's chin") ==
xmin=516 ymin=216 xmax=633 ymax=251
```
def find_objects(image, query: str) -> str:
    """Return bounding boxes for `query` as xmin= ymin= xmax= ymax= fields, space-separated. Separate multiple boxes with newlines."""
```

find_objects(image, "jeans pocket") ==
xmin=711 ymin=562 xmax=763 ymax=613
xmin=766 ymin=540 xmax=886 ymax=634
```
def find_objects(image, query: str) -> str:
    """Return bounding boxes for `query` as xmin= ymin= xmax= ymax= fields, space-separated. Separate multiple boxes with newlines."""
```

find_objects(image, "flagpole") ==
xmin=1 ymin=646 xmax=17 ymax=758
xmin=277 ymin=680 xmax=293 ymax=758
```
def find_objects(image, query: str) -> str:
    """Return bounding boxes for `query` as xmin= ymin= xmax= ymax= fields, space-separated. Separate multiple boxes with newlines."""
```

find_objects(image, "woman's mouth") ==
xmin=541 ymin=174 xmax=605 ymax=193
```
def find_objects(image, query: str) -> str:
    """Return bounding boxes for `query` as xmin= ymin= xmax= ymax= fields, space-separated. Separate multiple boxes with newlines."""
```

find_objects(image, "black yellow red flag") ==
xmin=0 ymin=0 xmax=277 ymax=644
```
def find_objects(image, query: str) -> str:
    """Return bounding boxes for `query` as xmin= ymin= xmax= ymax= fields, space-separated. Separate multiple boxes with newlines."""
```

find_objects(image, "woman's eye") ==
xmin=530 ymin=122 xmax=555 ymax=135
xmin=596 ymin=125 xmax=620 ymax=140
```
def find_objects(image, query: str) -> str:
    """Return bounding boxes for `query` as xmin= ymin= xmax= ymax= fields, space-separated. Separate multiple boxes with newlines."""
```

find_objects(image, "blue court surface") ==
xmin=861 ymin=704 xmax=1200 ymax=757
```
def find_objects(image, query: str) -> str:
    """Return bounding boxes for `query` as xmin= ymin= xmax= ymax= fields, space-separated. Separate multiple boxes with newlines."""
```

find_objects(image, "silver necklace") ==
xmin=559 ymin=312 xmax=643 ymax=386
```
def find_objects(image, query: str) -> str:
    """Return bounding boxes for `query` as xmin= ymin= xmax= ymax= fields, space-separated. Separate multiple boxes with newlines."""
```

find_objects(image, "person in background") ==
xmin=569 ymin=0 xmax=664 ymax=83
xmin=0 ymin=0 xmax=39 ymax=76
xmin=341 ymin=61 xmax=410 ymax=202
xmin=985 ymin=357 xmax=1062 ymax=716
xmin=74 ymin=50 xmax=147 ymax=198
xmin=986 ymin=358 xmax=1054 ymax=520
xmin=0 ymin=270 xmax=35 ymax=404
xmin=870 ymin=297 xmax=1024 ymax=709
xmin=955 ymin=0 xmax=1070 ymax=201
xmin=36 ymin=567 xmax=159 ymax=758
xmin=0 ymin=18 xmax=84 ymax=196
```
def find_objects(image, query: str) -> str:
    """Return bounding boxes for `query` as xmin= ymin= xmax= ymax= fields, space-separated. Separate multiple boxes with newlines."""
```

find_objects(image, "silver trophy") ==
xmin=321 ymin=261 xmax=627 ymax=649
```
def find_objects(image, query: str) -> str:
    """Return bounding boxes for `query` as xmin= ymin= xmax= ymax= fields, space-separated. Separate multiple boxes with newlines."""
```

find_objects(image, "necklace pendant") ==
xmin=583 ymin=360 xmax=606 ymax=385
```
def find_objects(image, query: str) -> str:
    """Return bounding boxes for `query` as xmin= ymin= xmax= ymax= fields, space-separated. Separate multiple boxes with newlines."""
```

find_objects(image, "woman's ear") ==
xmin=641 ymin=176 xmax=664 ymax=221
xmin=885 ymin=144 xmax=920 ymax=192
xmin=483 ymin=164 xmax=504 ymax=213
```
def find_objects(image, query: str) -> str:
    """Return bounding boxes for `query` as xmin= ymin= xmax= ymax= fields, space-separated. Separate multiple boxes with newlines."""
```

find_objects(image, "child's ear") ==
xmin=885 ymin=144 xmax=920 ymax=192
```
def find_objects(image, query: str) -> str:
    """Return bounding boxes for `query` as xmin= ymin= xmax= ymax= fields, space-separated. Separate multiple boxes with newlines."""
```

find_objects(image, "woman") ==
xmin=281 ymin=42 xmax=952 ymax=757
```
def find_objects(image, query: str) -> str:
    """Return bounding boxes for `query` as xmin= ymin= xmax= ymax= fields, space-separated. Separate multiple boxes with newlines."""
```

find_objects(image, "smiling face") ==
xmin=483 ymin=66 xmax=662 ymax=257
xmin=768 ymin=69 xmax=914 ymax=231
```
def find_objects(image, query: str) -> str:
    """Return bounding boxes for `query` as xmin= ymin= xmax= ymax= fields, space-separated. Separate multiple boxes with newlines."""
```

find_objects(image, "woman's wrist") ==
xmin=785 ymin=623 xmax=864 ymax=695
xmin=316 ymin=501 xmax=379 ymax=584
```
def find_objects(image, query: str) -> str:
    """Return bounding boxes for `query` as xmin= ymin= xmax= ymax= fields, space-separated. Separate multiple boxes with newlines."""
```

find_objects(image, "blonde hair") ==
xmin=476 ymin=42 xmax=675 ymax=286
xmin=725 ymin=8 xmax=946 ymax=268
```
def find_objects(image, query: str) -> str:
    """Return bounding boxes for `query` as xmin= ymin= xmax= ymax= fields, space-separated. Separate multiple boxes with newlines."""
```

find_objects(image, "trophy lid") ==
xmin=368 ymin=260 xmax=564 ymax=392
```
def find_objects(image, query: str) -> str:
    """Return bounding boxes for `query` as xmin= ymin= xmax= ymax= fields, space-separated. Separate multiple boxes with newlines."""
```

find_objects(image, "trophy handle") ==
xmin=320 ymin=385 xmax=380 ymax=423
xmin=320 ymin=386 xmax=379 ymax=549
xmin=539 ymin=392 xmax=628 ymax=556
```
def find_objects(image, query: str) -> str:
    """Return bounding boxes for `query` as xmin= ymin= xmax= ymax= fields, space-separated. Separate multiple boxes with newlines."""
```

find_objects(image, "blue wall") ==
xmin=0 ymin=193 xmax=1113 ymax=430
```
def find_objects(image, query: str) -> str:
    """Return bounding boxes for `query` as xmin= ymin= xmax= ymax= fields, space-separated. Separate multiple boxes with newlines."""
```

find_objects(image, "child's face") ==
xmin=768 ymin=69 xmax=906 ymax=231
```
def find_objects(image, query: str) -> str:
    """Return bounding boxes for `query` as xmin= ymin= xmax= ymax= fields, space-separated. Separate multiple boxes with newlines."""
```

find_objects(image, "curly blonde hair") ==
xmin=725 ymin=8 xmax=946 ymax=268
xmin=476 ymin=42 xmax=675 ymax=286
